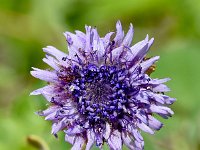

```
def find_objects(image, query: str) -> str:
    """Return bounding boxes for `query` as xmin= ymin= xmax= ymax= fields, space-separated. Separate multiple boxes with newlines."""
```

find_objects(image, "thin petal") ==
xmin=85 ymin=25 xmax=92 ymax=52
xmin=111 ymin=46 xmax=124 ymax=61
xmin=122 ymin=131 xmax=135 ymax=150
xmin=30 ymin=85 xmax=54 ymax=96
xmin=147 ymin=37 xmax=154 ymax=49
xmin=122 ymin=23 xmax=134 ymax=47
xmin=149 ymin=105 xmax=174 ymax=117
xmin=107 ymin=130 xmax=122 ymax=150
xmin=64 ymin=32 xmax=85 ymax=49
xmin=51 ymin=118 xmax=66 ymax=134
xmin=140 ymin=56 xmax=160 ymax=73
xmin=71 ymin=136 xmax=85 ymax=150
xmin=43 ymin=55 xmax=60 ymax=70
xmin=128 ymin=125 xmax=144 ymax=149
xmin=43 ymin=46 xmax=67 ymax=61
xmin=149 ymin=78 xmax=171 ymax=85
xmin=103 ymin=122 xmax=111 ymax=140
xmin=75 ymin=30 xmax=86 ymax=39
xmin=39 ymin=106 xmax=58 ymax=117
xmin=146 ymin=91 xmax=165 ymax=104
xmin=114 ymin=21 xmax=124 ymax=46
xmin=65 ymin=134 xmax=76 ymax=145
xmin=64 ymin=32 xmax=86 ymax=61
xmin=86 ymin=130 xmax=95 ymax=150
xmin=66 ymin=125 xmax=83 ymax=135
xmin=137 ymin=121 xmax=154 ymax=134
xmin=153 ymin=84 xmax=170 ymax=92
xmin=148 ymin=115 xmax=163 ymax=130
xmin=45 ymin=111 xmax=57 ymax=120
xmin=30 ymin=68 xmax=58 ymax=83
xmin=102 ymin=32 xmax=114 ymax=47
xmin=163 ymin=95 xmax=176 ymax=104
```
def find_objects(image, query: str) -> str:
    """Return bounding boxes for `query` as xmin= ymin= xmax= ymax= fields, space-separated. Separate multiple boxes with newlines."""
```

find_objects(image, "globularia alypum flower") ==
xmin=31 ymin=21 xmax=175 ymax=150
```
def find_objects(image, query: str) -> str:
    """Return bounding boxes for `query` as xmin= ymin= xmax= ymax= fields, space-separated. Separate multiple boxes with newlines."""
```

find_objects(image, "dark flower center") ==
xmin=69 ymin=64 xmax=134 ymax=128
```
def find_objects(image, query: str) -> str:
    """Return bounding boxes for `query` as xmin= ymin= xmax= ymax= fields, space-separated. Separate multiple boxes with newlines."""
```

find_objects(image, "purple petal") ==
xmin=146 ymin=91 xmax=165 ymax=104
xmin=86 ymin=130 xmax=95 ymax=150
xmin=92 ymin=38 xmax=105 ymax=59
xmin=45 ymin=111 xmax=58 ymax=120
xmin=31 ymin=85 xmax=60 ymax=102
xmin=30 ymin=85 xmax=54 ymax=96
xmin=128 ymin=43 xmax=148 ymax=72
xmin=147 ymin=37 xmax=154 ymax=49
xmin=64 ymin=32 xmax=86 ymax=61
xmin=107 ymin=130 xmax=122 ymax=150
xmin=149 ymin=78 xmax=171 ymax=85
xmin=153 ymin=84 xmax=170 ymax=92
xmin=75 ymin=30 xmax=86 ymax=40
xmin=85 ymin=25 xmax=92 ymax=52
xmin=128 ymin=125 xmax=144 ymax=149
xmin=66 ymin=125 xmax=83 ymax=135
xmin=92 ymin=28 xmax=100 ymax=41
xmin=64 ymin=32 xmax=85 ymax=49
xmin=51 ymin=118 xmax=67 ymax=134
xmin=39 ymin=106 xmax=58 ymax=117
xmin=111 ymin=46 xmax=124 ymax=61
xmin=103 ymin=122 xmax=111 ymax=140
xmin=140 ymin=56 xmax=160 ymax=73
xmin=122 ymin=131 xmax=136 ymax=150
xmin=43 ymin=46 xmax=67 ymax=61
xmin=43 ymin=55 xmax=60 ymax=70
xmin=122 ymin=23 xmax=134 ymax=47
xmin=71 ymin=136 xmax=85 ymax=150
xmin=102 ymin=32 xmax=114 ymax=47
xmin=163 ymin=95 xmax=176 ymax=104
xmin=30 ymin=68 xmax=58 ymax=83
xmin=149 ymin=105 xmax=174 ymax=116
xmin=114 ymin=21 xmax=124 ymax=46
xmin=65 ymin=134 xmax=76 ymax=145
xmin=147 ymin=115 xmax=163 ymax=130
xmin=137 ymin=121 xmax=154 ymax=134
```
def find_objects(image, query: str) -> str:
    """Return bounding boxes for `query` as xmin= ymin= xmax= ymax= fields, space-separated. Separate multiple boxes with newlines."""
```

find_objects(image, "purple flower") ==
xmin=31 ymin=21 xmax=175 ymax=150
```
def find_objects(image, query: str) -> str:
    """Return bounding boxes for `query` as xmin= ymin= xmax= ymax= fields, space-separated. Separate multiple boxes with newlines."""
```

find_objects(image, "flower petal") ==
xmin=114 ymin=21 xmax=124 ymax=46
xmin=65 ymin=134 xmax=76 ymax=145
xmin=52 ymin=118 xmax=67 ymax=134
xmin=137 ymin=121 xmax=154 ymax=134
xmin=163 ymin=95 xmax=176 ymax=104
xmin=103 ymin=122 xmax=111 ymax=140
xmin=71 ymin=136 xmax=86 ymax=150
xmin=153 ymin=84 xmax=170 ymax=92
xmin=111 ymin=46 xmax=124 ymax=61
xmin=30 ymin=85 xmax=54 ymax=96
xmin=86 ymin=130 xmax=95 ymax=150
xmin=128 ymin=125 xmax=144 ymax=150
xmin=147 ymin=115 xmax=163 ymax=130
xmin=122 ymin=131 xmax=136 ymax=150
xmin=85 ymin=25 xmax=92 ymax=53
xmin=122 ymin=23 xmax=134 ymax=47
xmin=102 ymin=32 xmax=114 ymax=48
xmin=43 ymin=46 xmax=67 ymax=61
xmin=43 ymin=55 xmax=60 ymax=70
xmin=107 ymin=130 xmax=122 ymax=150
xmin=30 ymin=68 xmax=58 ymax=83
xmin=66 ymin=125 xmax=83 ymax=135
xmin=140 ymin=56 xmax=160 ymax=73
xmin=149 ymin=105 xmax=174 ymax=117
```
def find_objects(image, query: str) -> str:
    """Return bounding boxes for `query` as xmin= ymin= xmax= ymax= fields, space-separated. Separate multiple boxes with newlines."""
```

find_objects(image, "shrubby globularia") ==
xmin=31 ymin=21 xmax=175 ymax=150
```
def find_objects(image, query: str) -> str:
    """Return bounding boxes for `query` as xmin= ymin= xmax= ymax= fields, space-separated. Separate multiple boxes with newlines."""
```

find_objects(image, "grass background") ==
xmin=0 ymin=0 xmax=200 ymax=149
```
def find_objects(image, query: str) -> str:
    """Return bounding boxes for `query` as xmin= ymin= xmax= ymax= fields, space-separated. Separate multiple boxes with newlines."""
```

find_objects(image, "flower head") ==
xmin=31 ymin=21 xmax=175 ymax=150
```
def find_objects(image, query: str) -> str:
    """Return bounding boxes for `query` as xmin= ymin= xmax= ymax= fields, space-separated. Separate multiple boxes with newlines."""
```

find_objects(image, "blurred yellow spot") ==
xmin=27 ymin=135 xmax=50 ymax=150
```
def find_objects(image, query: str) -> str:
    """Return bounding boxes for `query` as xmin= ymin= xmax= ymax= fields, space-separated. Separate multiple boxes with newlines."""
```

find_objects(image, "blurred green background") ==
xmin=0 ymin=0 xmax=200 ymax=150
